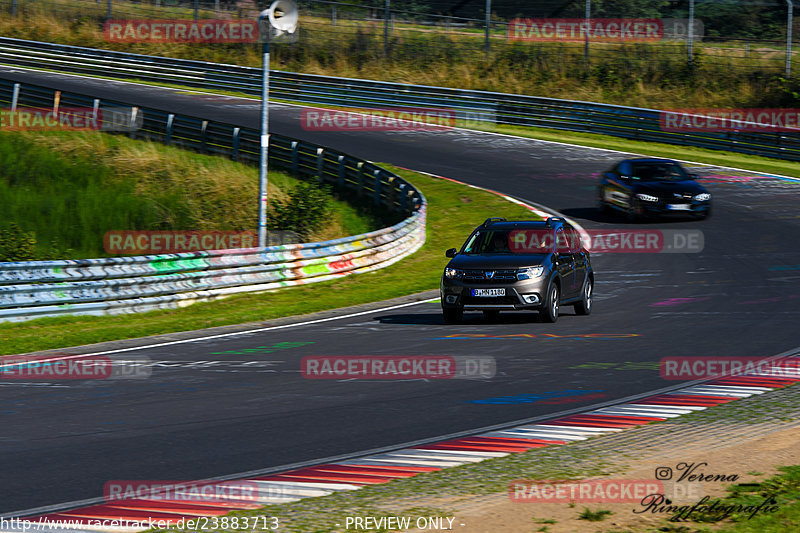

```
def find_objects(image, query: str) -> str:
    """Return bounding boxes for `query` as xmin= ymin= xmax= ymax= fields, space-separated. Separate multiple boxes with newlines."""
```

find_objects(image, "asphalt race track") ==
xmin=1 ymin=67 xmax=800 ymax=514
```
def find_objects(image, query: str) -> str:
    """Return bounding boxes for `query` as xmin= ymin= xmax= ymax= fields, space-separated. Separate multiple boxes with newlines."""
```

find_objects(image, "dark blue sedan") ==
xmin=598 ymin=158 xmax=711 ymax=221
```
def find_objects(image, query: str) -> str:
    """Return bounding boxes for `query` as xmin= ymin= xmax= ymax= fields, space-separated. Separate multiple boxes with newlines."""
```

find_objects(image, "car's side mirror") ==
xmin=445 ymin=248 xmax=457 ymax=258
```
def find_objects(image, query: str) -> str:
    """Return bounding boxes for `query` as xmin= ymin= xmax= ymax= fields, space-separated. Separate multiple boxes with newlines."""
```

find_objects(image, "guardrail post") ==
xmin=165 ymin=114 xmax=174 ymax=145
xmin=291 ymin=141 xmax=299 ymax=174
xmin=92 ymin=98 xmax=100 ymax=129
xmin=129 ymin=107 xmax=138 ymax=138
xmin=316 ymin=147 xmax=324 ymax=184
xmin=399 ymin=183 xmax=408 ymax=212
xmin=201 ymin=120 xmax=208 ymax=152
xmin=357 ymin=161 xmax=365 ymax=197
xmin=387 ymin=176 xmax=396 ymax=208
xmin=232 ymin=127 xmax=240 ymax=161
xmin=337 ymin=155 xmax=345 ymax=188
xmin=373 ymin=169 xmax=382 ymax=206
xmin=10 ymin=83 xmax=19 ymax=111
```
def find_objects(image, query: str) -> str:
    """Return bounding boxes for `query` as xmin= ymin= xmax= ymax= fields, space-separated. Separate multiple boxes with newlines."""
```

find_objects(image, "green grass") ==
xmin=0 ymin=130 xmax=379 ymax=259
xmin=678 ymin=466 xmax=800 ymax=531
xmin=577 ymin=507 xmax=614 ymax=521
xmin=0 ymin=163 xmax=538 ymax=355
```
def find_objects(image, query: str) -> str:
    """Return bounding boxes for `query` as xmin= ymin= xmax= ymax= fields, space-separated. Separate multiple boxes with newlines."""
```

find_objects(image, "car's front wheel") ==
xmin=539 ymin=283 xmax=560 ymax=323
xmin=574 ymin=278 xmax=593 ymax=316
xmin=443 ymin=307 xmax=463 ymax=324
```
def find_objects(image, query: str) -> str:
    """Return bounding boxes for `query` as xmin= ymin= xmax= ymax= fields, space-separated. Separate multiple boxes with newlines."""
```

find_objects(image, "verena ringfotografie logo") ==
xmin=0 ymin=354 xmax=151 ymax=380
xmin=508 ymin=228 xmax=703 ymax=254
xmin=660 ymin=357 xmax=800 ymax=380
xmin=301 ymin=355 xmax=495 ymax=380
xmin=104 ymin=480 xmax=261 ymax=502
xmin=300 ymin=108 xmax=455 ymax=131
xmin=510 ymin=479 xmax=664 ymax=503
xmin=104 ymin=20 xmax=258 ymax=43
xmin=0 ymin=107 xmax=141 ymax=132
xmin=661 ymin=109 xmax=800 ymax=132
xmin=103 ymin=230 xmax=267 ymax=254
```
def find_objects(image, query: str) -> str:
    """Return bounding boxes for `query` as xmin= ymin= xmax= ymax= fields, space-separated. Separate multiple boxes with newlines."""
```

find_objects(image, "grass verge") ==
xmin=0 ymin=130 xmax=378 ymax=259
xmin=0 ymin=164 xmax=538 ymax=355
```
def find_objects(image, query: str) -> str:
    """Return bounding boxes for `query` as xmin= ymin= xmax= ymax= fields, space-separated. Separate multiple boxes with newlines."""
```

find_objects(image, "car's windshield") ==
xmin=630 ymin=162 xmax=689 ymax=181
xmin=462 ymin=229 xmax=564 ymax=254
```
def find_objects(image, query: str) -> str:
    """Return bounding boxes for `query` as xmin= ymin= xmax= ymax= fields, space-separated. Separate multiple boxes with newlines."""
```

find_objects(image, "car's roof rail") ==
xmin=545 ymin=217 xmax=565 ymax=227
xmin=480 ymin=217 xmax=507 ymax=227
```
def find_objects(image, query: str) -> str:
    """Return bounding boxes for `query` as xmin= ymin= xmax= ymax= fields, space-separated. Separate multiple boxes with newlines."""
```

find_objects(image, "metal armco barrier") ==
xmin=0 ymin=37 xmax=798 ymax=160
xmin=0 ymin=78 xmax=426 ymax=322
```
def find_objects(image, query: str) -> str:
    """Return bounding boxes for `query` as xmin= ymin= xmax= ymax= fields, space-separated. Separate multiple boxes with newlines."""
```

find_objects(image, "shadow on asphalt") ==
xmin=372 ymin=312 xmax=582 ymax=325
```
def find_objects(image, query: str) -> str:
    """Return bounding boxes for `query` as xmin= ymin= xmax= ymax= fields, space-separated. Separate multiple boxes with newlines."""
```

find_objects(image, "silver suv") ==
xmin=440 ymin=217 xmax=593 ymax=323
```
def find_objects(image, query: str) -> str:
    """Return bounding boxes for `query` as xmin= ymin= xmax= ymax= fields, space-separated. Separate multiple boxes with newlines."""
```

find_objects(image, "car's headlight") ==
xmin=636 ymin=193 xmax=658 ymax=202
xmin=517 ymin=266 xmax=545 ymax=280
xmin=444 ymin=267 xmax=464 ymax=279
xmin=694 ymin=193 xmax=711 ymax=201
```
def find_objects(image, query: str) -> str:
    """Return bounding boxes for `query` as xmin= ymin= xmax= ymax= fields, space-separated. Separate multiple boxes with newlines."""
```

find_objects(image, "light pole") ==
xmin=257 ymin=1 xmax=298 ymax=248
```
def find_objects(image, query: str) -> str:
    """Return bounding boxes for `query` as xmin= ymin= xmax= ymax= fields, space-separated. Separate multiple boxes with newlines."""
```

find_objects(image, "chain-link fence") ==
xmin=0 ymin=0 xmax=797 ymax=81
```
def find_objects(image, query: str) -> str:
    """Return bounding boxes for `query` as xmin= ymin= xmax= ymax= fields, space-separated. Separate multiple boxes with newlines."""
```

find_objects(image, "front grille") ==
xmin=463 ymin=269 xmax=517 ymax=282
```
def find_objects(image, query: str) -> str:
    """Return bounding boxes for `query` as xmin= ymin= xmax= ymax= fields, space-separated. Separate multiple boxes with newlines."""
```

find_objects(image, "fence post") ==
xmin=194 ymin=0 xmax=199 ymax=21
xmin=383 ymin=0 xmax=390 ymax=58
xmin=373 ymin=169 xmax=382 ymax=206
xmin=166 ymin=113 xmax=174 ymax=145
xmin=53 ymin=90 xmax=61 ymax=114
xmin=232 ymin=127 xmax=240 ymax=161
xmin=332 ymin=5 xmax=336 ymax=26
xmin=337 ymin=155 xmax=345 ymax=188
xmin=688 ymin=0 xmax=695 ymax=68
xmin=11 ymin=0 xmax=17 ymax=17
xmin=787 ymin=0 xmax=794 ymax=77
xmin=106 ymin=0 xmax=112 ymax=20
xmin=10 ymin=83 xmax=19 ymax=111
xmin=484 ymin=0 xmax=491 ymax=51
xmin=316 ymin=147 xmax=324 ymax=184
xmin=584 ymin=0 xmax=590 ymax=64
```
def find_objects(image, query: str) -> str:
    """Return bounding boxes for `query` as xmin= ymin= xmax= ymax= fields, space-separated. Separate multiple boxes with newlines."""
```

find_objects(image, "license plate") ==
xmin=667 ymin=204 xmax=691 ymax=211
xmin=472 ymin=288 xmax=505 ymax=297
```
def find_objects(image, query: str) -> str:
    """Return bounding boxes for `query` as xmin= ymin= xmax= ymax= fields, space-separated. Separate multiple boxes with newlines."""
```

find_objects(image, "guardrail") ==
xmin=0 ymin=78 xmax=426 ymax=322
xmin=0 ymin=36 xmax=798 ymax=161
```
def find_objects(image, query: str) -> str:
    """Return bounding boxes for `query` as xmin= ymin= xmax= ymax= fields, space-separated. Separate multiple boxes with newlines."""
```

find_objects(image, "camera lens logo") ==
xmin=655 ymin=467 xmax=673 ymax=480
